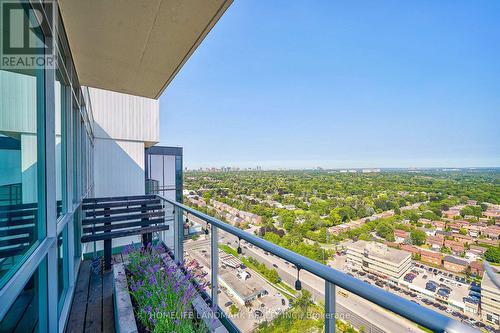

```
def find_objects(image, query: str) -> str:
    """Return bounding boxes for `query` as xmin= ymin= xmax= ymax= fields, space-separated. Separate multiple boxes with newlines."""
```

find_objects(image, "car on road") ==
xmin=281 ymin=299 xmax=286 ymax=306
xmin=254 ymin=310 xmax=263 ymax=317
xmin=273 ymin=264 xmax=278 ymax=268
xmin=224 ymin=301 xmax=233 ymax=307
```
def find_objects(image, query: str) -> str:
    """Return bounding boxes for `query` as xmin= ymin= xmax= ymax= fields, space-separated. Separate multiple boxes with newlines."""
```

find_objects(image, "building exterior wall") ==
xmin=0 ymin=3 xmax=94 ymax=331
xmin=347 ymin=242 xmax=412 ymax=282
xmin=0 ymin=3 xmax=160 ymax=332
xmin=421 ymin=254 xmax=442 ymax=266
xmin=443 ymin=261 xmax=466 ymax=273
xmin=90 ymin=87 xmax=159 ymax=198
xmin=481 ymin=270 xmax=500 ymax=327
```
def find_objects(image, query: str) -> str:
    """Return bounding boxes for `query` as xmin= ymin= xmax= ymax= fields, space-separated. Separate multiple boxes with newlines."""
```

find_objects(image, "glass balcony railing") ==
xmin=156 ymin=194 xmax=479 ymax=333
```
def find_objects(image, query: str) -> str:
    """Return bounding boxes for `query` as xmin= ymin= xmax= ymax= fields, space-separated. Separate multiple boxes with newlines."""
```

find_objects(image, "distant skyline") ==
xmin=159 ymin=1 xmax=500 ymax=169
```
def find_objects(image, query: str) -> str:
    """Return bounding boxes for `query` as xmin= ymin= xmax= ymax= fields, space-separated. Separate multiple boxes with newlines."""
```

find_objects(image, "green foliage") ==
xmin=460 ymin=205 xmax=483 ymax=218
xmin=410 ymin=230 xmax=427 ymax=245
xmin=219 ymin=243 xmax=239 ymax=257
xmin=245 ymin=257 xmax=282 ymax=284
xmin=484 ymin=247 xmax=500 ymax=263
xmin=376 ymin=221 xmax=395 ymax=241
xmin=229 ymin=304 xmax=239 ymax=315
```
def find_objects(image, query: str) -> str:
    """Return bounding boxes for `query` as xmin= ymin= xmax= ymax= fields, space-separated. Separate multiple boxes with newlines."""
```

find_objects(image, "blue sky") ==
xmin=159 ymin=1 xmax=500 ymax=169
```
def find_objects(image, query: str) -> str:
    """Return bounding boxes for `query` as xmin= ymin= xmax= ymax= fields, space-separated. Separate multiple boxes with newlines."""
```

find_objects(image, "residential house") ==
xmin=453 ymin=234 xmax=474 ymax=245
xmin=483 ymin=226 xmax=500 ymax=240
xmin=469 ymin=245 xmax=488 ymax=256
xmin=432 ymin=220 xmax=446 ymax=231
xmin=426 ymin=235 xmax=444 ymax=250
xmin=444 ymin=240 xmax=465 ymax=255
xmin=469 ymin=261 xmax=484 ymax=277
xmin=400 ymin=244 xmax=421 ymax=257
xmin=418 ymin=227 xmax=436 ymax=237
xmin=394 ymin=229 xmax=409 ymax=243
xmin=442 ymin=209 xmax=461 ymax=219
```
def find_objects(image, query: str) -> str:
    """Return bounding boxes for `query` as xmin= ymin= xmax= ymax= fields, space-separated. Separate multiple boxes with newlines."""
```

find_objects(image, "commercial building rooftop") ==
xmin=482 ymin=267 xmax=500 ymax=291
xmin=349 ymin=240 xmax=411 ymax=265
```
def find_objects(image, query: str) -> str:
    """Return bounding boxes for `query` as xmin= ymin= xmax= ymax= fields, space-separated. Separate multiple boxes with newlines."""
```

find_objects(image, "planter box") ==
xmin=113 ymin=263 xmax=138 ymax=333
xmin=113 ymin=257 xmax=229 ymax=333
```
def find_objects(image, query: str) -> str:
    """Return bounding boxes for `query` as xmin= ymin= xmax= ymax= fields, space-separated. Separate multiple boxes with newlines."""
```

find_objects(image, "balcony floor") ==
xmin=65 ymin=255 xmax=124 ymax=333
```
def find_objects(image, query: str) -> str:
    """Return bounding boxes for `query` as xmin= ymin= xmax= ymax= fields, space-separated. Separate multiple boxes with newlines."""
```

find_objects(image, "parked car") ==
xmin=273 ymin=264 xmax=278 ymax=268
xmin=281 ymin=299 xmax=286 ymax=306
xmin=225 ymin=301 xmax=233 ymax=307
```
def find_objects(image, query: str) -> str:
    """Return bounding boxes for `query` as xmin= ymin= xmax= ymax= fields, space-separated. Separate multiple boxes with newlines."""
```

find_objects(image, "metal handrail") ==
xmin=157 ymin=194 xmax=478 ymax=333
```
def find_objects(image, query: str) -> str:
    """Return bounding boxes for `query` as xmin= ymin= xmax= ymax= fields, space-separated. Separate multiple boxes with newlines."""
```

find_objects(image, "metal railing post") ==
xmin=211 ymin=225 xmax=218 ymax=306
xmin=173 ymin=206 xmax=183 ymax=263
xmin=325 ymin=281 xmax=336 ymax=333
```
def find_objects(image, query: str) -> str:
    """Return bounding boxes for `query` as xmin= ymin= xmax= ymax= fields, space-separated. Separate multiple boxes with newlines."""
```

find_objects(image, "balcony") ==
xmin=60 ymin=195 xmax=478 ymax=333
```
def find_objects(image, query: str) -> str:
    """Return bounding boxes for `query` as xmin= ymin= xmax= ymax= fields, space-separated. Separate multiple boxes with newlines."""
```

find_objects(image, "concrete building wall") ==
xmin=89 ymin=87 xmax=159 ymax=197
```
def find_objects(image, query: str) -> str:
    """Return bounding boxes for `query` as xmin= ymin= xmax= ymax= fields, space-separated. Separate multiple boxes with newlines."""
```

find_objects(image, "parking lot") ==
xmin=334 ymin=252 xmax=497 ymax=332
xmin=183 ymin=238 xmax=291 ymax=332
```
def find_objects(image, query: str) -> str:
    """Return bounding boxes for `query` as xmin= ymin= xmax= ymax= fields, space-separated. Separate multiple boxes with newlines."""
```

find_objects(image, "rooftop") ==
xmin=481 ymin=267 xmax=500 ymax=291
xmin=443 ymin=256 xmax=468 ymax=266
xmin=348 ymin=240 xmax=411 ymax=265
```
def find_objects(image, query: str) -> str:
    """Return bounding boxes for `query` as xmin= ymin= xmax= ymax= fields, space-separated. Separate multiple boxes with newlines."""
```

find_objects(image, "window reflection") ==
xmin=0 ymin=3 xmax=46 ymax=287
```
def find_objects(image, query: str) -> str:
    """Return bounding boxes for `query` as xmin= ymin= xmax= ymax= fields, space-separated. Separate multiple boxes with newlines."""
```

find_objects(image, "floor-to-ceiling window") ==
xmin=0 ymin=2 xmax=94 ymax=331
xmin=0 ymin=0 xmax=46 ymax=289
xmin=0 ymin=259 xmax=48 ymax=332
xmin=55 ymin=66 xmax=68 ymax=220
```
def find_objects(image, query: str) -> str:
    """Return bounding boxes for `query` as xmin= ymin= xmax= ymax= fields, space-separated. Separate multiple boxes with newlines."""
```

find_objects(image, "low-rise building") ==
xmin=431 ymin=220 xmax=446 ymax=231
xmin=444 ymin=240 xmax=465 ymax=255
xmin=469 ymin=245 xmax=488 ymax=256
xmin=469 ymin=261 xmax=484 ymax=277
xmin=481 ymin=268 xmax=500 ymax=327
xmin=443 ymin=256 xmax=468 ymax=273
xmin=453 ymin=234 xmax=474 ymax=245
xmin=400 ymin=244 xmax=421 ymax=257
xmin=347 ymin=241 xmax=412 ymax=282
xmin=418 ymin=227 xmax=436 ymax=237
xmin=394 ymin=229 xmax=409 ymax=243
xmin=483 ymin=226 xmax=500 ymax=240
xmin=426 ymin=235 xmax=444 ymax=250
xmin=420 ymin=250 xmax=442 ymax=266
